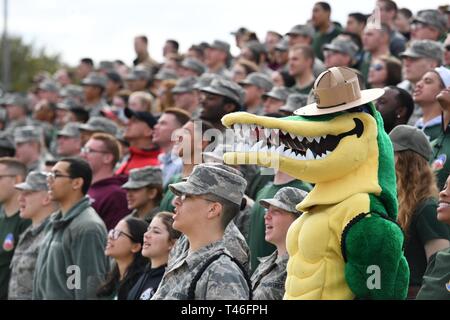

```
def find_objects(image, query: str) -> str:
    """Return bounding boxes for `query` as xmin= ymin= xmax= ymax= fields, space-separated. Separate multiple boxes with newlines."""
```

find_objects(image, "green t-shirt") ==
xmin=416 ymin=246 xmax=450 ymax=300
xmin=248 ymin=180 xmax=312 ymax=274
xmin=159 ymin=174 xmax=183 ymax=213
xmin=431 ymin=129 xmax=450 ymax=190
xmin=404 ymin=198 xmax=450 ymax=287
xmin=0 ymin=207 xmax=31 ymax=299
xmin=312 ymin=23 xmax=342 ymax=61
xmin=423 ymin=124 xmax=442 ymax=143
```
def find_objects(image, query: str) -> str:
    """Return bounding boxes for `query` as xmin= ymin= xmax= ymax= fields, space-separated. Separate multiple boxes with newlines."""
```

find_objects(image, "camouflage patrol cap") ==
xmin=154 ymin=68 xmax=178 ymax=81
xmin=38 ymin=80 xmax=60 ymax=93
xmin=15 ymin=171 xmax=49 ymax=191
xmin=56 ymin=98 xmax=81 ymax=110
xmin=323 ymin=38 xmax=359 ymax=60
xmin=239 ymin=72 xmax=274 ymax=92
xmin=126 ymin=66 xmax=151 ymax=81
xmin=260 ymin=187 xmax=308 ymax=214
xmin=275 ymin=38 xmax=289 ymax=52
xmin=172 ymin=76 xmax=198 ymax=94
xmin=181 ymin=58 xmax=206 ymax=76
xmin=59 ymin=85 xmax=84 ymax=99
xmin=14 ymin=126 xmax=43 ymax=144
xmin=3 ymin=93 xmax=28 ymax=109
xmin=200 ymin=77 xmax=245 ymax=106
xmin=209 ymin=40 xmax=230 ymax=53
xmin=279 ymin=93 xmax=309 ymax=113
xmin=230 ymin=27 xmax=250 ymax=36
xmin=57 ymin=122 xmax=80 ymax=138
xmin=78 ymin=116 xmax=118 ymax=135
xmin=81 ymin=72 xmax=107 ymax=89
xmin=193 ymin=73 xmax=219 ymax=90
xmin=413 ymin=9 xmax=447 ymax=34
xmin=245 ymin=41 xmax=268 ymax=55
xmin=400 ymin=40 xmax=444 ymax=65
xmin=169 ymin=163 xmax=247 ymax=205
xmin=286 ymin=24 xmax=315 ymax=39
xmin=99 ymin=60 xmax=115 ymax=71
xmin=122 ymin=166 xmax=163 ymax=189
xmin=262 ymin=86 xmax=290 ymax=102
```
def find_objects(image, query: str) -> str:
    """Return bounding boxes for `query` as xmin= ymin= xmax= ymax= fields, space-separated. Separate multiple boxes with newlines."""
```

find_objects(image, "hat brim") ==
xmin=169 ymin=181 xmax=205 ymax=197
xmin=294 ymin=88 xmax=385 ymax=116
xmin=399 ymin=50 xmax=423 ymax=59
xmin=57 ymin=131 xmax=78 ymax=138
xmin=262 ymin=92 xmax=284 ymax=101
xmin=259 ymin=198 xmax=298 ymax=214
xmin=14 ymin=182 xmax=39 ymax=191
xmin=323 ymin=44 xmax=344 ymax=54
xmin=171 ymin=87 xmax=191 ymax=94
xmin=78 ymin=124 xmax=96 ymax=132
xmin=122 ymin=181 xmax=151 ymax=190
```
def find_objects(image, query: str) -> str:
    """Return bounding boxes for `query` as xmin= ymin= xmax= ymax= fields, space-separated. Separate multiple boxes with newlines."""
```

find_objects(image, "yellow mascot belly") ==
xmin=284 ymin=193 xmax=371 ymax=300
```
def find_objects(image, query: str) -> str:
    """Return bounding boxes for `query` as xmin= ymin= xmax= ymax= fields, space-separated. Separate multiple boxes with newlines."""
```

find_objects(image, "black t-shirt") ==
xmin=127 ymin=264 xmax=166 ymax=300
xmin=404 ymin=198 xmax=450 ymax=287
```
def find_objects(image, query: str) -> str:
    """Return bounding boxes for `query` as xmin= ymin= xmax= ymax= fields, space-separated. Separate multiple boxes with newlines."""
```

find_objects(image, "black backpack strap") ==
xmin=187 ymin=252 xmax=252 ymax=300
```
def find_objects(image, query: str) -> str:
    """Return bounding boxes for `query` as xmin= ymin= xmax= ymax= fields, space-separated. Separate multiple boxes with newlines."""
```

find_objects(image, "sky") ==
xmin=2 ymin=0 xmax=448 ymax=66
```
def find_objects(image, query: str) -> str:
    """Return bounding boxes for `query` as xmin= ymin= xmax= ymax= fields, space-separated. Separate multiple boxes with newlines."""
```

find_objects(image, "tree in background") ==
xmin=0 ymin=35 xmax=62 ymax=92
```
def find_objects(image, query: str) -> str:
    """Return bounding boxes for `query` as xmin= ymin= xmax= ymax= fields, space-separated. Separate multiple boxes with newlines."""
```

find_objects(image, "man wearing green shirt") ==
xmin=311 ymin=2 xmax=342 ymax=61
xmin=248 ymin=170 xmax=312 ymax=273
xmin=0 ymin=157 xmax=30 ymax=299
xmin=33 ymin=157 xmax=108 ymax=300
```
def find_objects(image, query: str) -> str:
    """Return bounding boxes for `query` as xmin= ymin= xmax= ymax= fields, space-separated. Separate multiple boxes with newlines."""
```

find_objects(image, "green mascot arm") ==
xmin=342 ymin=213 xmax=410 ymax=299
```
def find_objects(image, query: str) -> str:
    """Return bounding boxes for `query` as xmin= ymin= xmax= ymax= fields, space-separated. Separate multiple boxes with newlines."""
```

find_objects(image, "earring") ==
xmin=396 ymin=114 xmax=401 ymax=119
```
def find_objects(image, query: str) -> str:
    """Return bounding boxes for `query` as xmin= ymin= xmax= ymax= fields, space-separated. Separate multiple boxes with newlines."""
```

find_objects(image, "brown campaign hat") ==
xmin=294 ymin=67 xmax=385 ymax=116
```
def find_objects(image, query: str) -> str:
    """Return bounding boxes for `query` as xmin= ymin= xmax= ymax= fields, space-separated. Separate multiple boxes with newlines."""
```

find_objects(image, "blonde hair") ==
xmin=395 ymin=150 xmax=438 ymax=236
xmin=129 ymin=91 xmax=154 ymax=113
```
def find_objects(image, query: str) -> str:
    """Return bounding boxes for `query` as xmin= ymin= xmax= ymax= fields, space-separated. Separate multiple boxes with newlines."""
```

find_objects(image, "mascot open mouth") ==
xmin=232 ymin=118 xmax=364 ymax=161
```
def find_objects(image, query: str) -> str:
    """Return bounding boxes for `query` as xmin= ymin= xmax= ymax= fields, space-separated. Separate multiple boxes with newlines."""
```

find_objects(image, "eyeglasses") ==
xmin=370 ymin=63 xmax=384 ymax=71
xmin=80 ymin=146 xmax=110 ymax=154
xmin=108 ymin=229 xmax=135 ymax=241
xmin=46 ymin=171 xmax=73 ymax=180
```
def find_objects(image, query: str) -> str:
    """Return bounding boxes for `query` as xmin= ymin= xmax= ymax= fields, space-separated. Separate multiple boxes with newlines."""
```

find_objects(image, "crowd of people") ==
xmin=0 ymin=0 xmax=450 ymax=300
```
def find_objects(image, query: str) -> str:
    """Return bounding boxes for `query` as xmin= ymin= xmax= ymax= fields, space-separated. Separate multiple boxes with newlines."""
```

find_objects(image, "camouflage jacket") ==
xmin=8 ymin=218 xmax=49 ymax=300
xmin=152 ymin=240 xmax=250 ymax=300
xmin=168 ymin=220 xmax=249 ymax=271
xmin=251 ymin=251 xmax=288 ymax=300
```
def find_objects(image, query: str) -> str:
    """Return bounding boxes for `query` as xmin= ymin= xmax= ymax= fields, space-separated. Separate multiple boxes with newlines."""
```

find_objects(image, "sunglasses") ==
xmin=370 ymin=63 xmax=384 ymax=71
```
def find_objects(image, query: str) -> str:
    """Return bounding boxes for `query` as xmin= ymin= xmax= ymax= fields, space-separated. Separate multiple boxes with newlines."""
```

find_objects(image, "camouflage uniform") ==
xmin=168 ymin=219 xmax=250 ymax=271
xmin=156 ymin=163 xmax=250 ymax=300
xmin=152 ymin=240 xmax=250 ymax=300
xmin=250 ymin=186 xmax=308 ymax=299
xmin=8 ymin=171 xmax=52 ymax=300
xmin=8 ymin=217 xmax=50 ymax=300
xmin=251 ymin=251 xmax=288 ymax=300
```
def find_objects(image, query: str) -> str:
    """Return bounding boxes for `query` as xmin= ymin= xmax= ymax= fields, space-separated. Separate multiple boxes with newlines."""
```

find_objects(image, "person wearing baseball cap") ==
xmin=199 ymin=77 xmax=244 ymax=131
xmin=389 ymin=125 xmax=450 ymax=298
xmin=205 ymin=40 xmax=232 ymax=79
xmin=81 ymin=72 xmax=109 ymax=116
xmin=252 ymin=187 xmax=308 ymax=300
xmin=411 ymin=9 xmax=447 ymax=42
xmin=115 ymin=108 xmax=161 ymax=175
xmin=239 ymin=72 xmax=274 ymax=115
xmin=8 ymin=171 xmax=57 ymax=300
xmin=398 ymin=40 xmax=444 ymax=125
xmin=323 ymin=37 xmax=358 ymax=68
xmin=262 ymin=86 xmax=290 ymax=115
xmin=122 ymin=166 xmax=163 ymax=222
xmin=56 ymin=123 xmax=82 ymax=157
xmin=152 ymin=163 xmax=251 ymax=300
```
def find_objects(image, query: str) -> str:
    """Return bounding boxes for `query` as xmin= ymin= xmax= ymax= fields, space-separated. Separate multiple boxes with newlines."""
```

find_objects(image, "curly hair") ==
xmin=395 ymin=150 xmax=438 ymax=237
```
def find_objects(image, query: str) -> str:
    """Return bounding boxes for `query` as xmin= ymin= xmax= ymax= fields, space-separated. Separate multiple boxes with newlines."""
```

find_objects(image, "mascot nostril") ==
xmin=222 ymin=67 xmax=409 ymax=300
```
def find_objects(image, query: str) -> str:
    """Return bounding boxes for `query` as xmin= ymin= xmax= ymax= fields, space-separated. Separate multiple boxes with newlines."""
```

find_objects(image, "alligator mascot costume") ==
xmin=222 ymin=67 xmax=409 ymax=299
